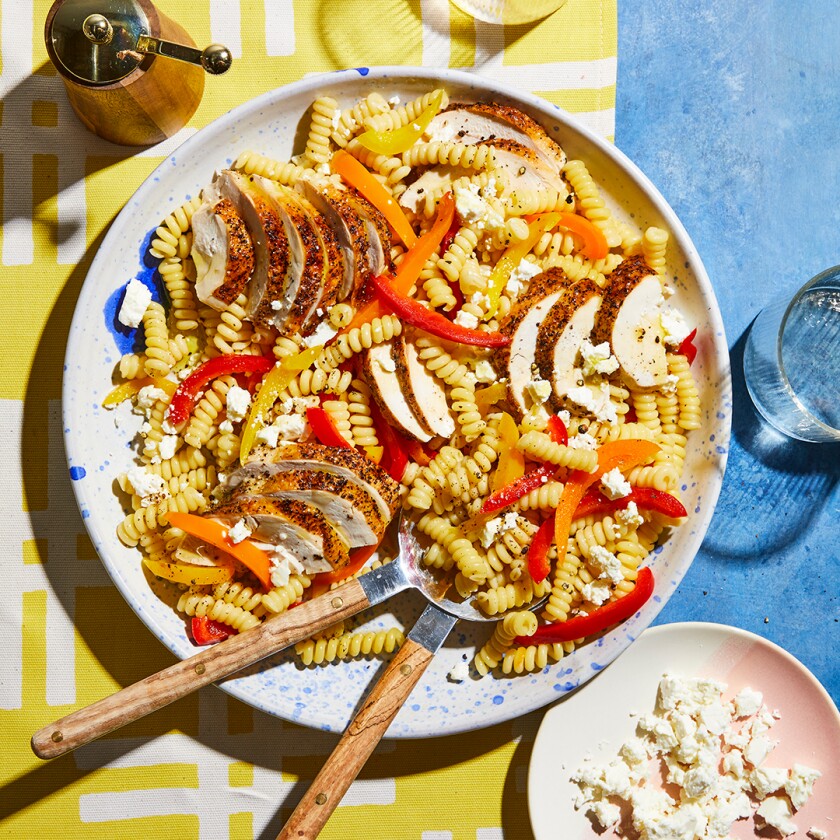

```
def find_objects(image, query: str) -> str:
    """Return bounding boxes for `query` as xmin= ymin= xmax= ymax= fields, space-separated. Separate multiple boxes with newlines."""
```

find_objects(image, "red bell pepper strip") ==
xmin=546 ymin=414 xmax=569 ymax=446
xmin=313 ymin=543 xmax=379 ymax=586
xmin=515 ymin=567 xmax=655 ymax=644
xmin=191 ymin=616 xmax=236 ymax=645
xmin=335 ymin=193 xmax=456 ymax=337
xmin=677 ymin=327 xmax=698 ymax=365
xmin=166 ymin=353 xmax=273 ymax=429
xmin=440 ymin=211 xmax=461 ymax=254
xmin=331 ymin=150 xmax=417 ymax=248
xmin=371 ymin=272 xmax=510 ymax=348
xmin=573 ymin=486 xmax=688 ymax=521
xmin=525 ymin=517 xmax=554 ymax=592
xmin=528 ymin=440 xmax=660 ymax=583
xmin=166 ymin=511 xmax=274 ymax=589
xmin=368 ymin=399 xmax=409 ymax=481
xmin=306 ymin=406 xmax=353 ymax=449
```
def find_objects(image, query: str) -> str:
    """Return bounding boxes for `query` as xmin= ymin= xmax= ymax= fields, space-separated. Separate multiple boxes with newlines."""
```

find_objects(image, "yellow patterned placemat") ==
xmin=1 ymin=1 xmax=616 ymax=836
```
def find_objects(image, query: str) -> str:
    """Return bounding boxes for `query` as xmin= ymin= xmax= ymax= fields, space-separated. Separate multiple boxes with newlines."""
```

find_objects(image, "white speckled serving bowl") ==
xmin=63 ymin=67 xmax=731 ymax=738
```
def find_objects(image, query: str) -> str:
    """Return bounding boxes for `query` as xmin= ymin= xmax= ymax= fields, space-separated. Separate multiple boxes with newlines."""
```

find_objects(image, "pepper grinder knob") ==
xmin=200 ymin=43 xmax=232 ymax=75
xmin=82 ymin=13 xmax=113 ymax=44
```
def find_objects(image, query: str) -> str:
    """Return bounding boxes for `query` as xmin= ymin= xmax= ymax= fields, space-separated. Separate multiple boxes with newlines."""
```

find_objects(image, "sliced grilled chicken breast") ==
xmin=233 ymin=469 xmax=387 ymax=548
xmin=536 ymin=279 xmax=604 ymax=411
xmin=233 ymin=441 xmax=400 ymax=521
xmin=592 ymin=255 xmax=668 ymax=390
xmin=494 ymin=268 xmax=574 ymax=420
xmin=363 ymin=341 xmax=433 ymax=442
xmin=191 ymin=183 xmax=256 ymax=311
xmin=342 ymin=192 xmax=393 ymax=305
xmin=426 ymin=102 xmax=567 ymax=175
xmin=249 ymin=176 xmax=324 ymax=334
xmin=299 ymin=180 xmax=362 ymax=301
xmin=398 ymin=165 xmax=471 ymax=215
xmin=209 ymin=495 xmax=349 ymax=574
xmin=214 ymin=170 xmax=291 ymax=328
xmin=394 ymin=331 xmax=455 ymax=438
xmin=481 ymin=139 xmax=570 ymax=200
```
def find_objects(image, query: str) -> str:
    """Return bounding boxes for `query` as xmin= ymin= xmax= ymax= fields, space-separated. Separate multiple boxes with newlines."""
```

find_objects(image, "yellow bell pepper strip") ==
xmin=336 ymin=192 xmax=456 ymax=337
xmin=191 ymin=616 xmax=236 ymax=645
xmin=166 ymin=353 xmax=273 ymax=430
xmin=574 ymin=486 xmax=688 ymax=521
xmin=142 ymin=555 xmax=234 ymax=586
xmin=331 ymin=150 xmax=417 ymax=248
xmin=491 ymin=412 xmax=525 ymax=492
xmin=556 ymin=211 xmax=609 ymax=261
xmin=363 ymin=445 xmax=384 ymax=465
xmin=238 ymin=345 xmax=325 ymax=462
xmin=474 ymin=382 xmax=508 ymax=412
xmin=515 ymin=566 xmax=655 ymax=645
xmin=530 ymin=439 xmax=660 ymax=583
xmin=166 ymin=511 xmax=274 ymax=589
xmin=485 ymin=212 xmax=561 ymax=319
xmin=102 ymin=376 xmax=177 ymax=408
xmin=354 ymin=89 xmax=444 ymax=155
xmin=371 ymin=272 xmax=511 ymax=347
xmin=306 ymin=406 xmax=353 ymax=449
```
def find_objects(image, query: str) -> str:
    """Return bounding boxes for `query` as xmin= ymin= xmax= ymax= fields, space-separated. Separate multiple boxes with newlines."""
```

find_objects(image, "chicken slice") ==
xmin=535 ymin=279 xmax=604 ymax=411
xmin=393 ymin=331 xmax=455 ymax=438
xmin=232 ymin=469 xmax=387 ymax=548
xmin=592 ymin=255 xmax=668 ymax=390
xmin=426 ymin=102 xmax=567 ymax=176
xmin=232 ymin=441 xmax=400 ymax=522
xmin=363 ymin=341 xmax=432 ymax=442
xmin=481 ymin=138 xmax=570 ymax=200
xmin=213 ymin=169 xmax=291 ymax=327
xmin=190 ymin=183 xmax=256 ymax=311
xmin=208 ymin=495 xmax=349 ymax=574
xmin=494 ymin=267 xmax=575 ymax=421
xmin=342 ymin=192 xmax=393 ymax=306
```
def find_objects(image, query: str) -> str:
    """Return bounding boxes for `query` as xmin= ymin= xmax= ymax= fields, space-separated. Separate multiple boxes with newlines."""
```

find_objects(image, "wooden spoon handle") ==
xmin=277 ymin=637 xmax=434 ymax=840
xmin=31 ymin=578 xmax=370 ymax=760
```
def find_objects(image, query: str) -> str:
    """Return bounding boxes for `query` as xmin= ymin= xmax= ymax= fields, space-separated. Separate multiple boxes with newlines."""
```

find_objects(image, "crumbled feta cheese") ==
xmin=661 ymin=373 xmax=680 ymax=394
xmin=453 ymin=309 xmax=479 ymax=330
xmin=218 ymin=419 xmax=234 ymax=434
xmin=447 ymin=660 xmax=469 ymax=682
xmin=744 ymin=733 xmax=775 ymax=768
xmin=756 ymin=796 xmax=798 ymax=837
xmin=660 ymin=308 xmax=692 ymax=346
xmin=749 ymin=766 xmax=788 ymax=799
xmin=723 ymin=749 xmax=746 ymax=780
xmin=786 ymin=764 xmax=821 ymax=810
xmin=227 ymin=520 xmax=253 ymax=544
xmin=589 ymin=799 xmax=621 ymax=829
xmin=452 ymin=179 xmax=504 ymax=231
xmin=136 ymin=385 xmax=169 ymax=410
xmin=588 ymin=545 xmax=623 ymax=584
xmin=117 ymin=278 xmax=152 ymax=328
xmin=474 ymin=360 xmax=496 ymax=383
xmin=807 ymin=828 xmax=828 ymax=840
xmin=124 ymin=465 xmax=169 ymax=505
xmin=274 ymin=413 xmax=308 ymax=441
xmin=291 ymin=395 xmax=320 ymax=412
xmin=375 ymin=352 xmax=397 ymax=372
xmin=255 ymin=424 xmax=280 ymax=447
xmin=161 ymin=418 xmax=178 ymax=435
xmin=270 ymin=300 xmax=283 ymax=311
xmin=617 ymin=501 xmax=645 ymax=528
xmin=580 ymin=580 xmax=612 ymax=606
xmin=303 ymin=319 xmax=338 ymax=348
xmin=600 ymin=467 xmax=632 ymax=500
xmin=505 ymin=258 xmax=541 ymax=297
xmin=158 ymin=434 xmax=178 ymax=461
xmin=225 ymin=385 xmax=252 ymax=422
xmin=567 ymin=432 xmax=598 ymax=450
xmin=579 ymin=339 xmax=620 ymax=378
xmin=526 ymin=377 xmax=552 ymax=404
xmin=567 ymin=381 xmax=618 ymax=425
xmin=266 ymin=543 xmax=306 ymax=587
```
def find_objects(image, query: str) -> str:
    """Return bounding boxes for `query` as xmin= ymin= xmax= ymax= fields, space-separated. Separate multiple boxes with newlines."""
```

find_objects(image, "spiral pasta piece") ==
xmin=141 ymin=302 xmax=175 ymax=377
xmin=211 ymin=293 xmax=253 ymax=354
xmin=543 ymin=543 xmax=583 ymax=623
xmin=347 ymin=380 xmax=379 ymax=447
xmin=177 ymin=590 xmax=261 ymax=632
xmin=363 ymin=88 xmax=449 ymax=132
xmin=474 ymin=611 xmax=537 ymax=676
xmin=315 ymin=315 xmax=402 ymax=371
xmin=406 ymin=445 xmax=464 ymax=510
xmin=562 ymin=159 xmax=621 ymax=248
xmin=515 ymin=480 xmax=565 ymax=512
xmin=401 ymin=142 xmax=495 ymax=170
xmin=295 ymin=627 xmax=404 ymax=665
xmin=475 ymin=577 xmax=551 ymax=616
xmin=500 ymin=642 xmax=566 ymax=675
xmin=322 ymin=398 xmax=354 ymax=445
xmin=331 ymin=92 xmax=390 ymax=147
xmin=517 ymin=431 xmax=599 ymax=472
xmin=328 ymin=302 xmax=354 ymax=329
xmin=257 ymin=575 xmax=312 ymax=616
xmin=183 ymin=374 xmax=238 ymax=449
xmin=641 ymin=226 xmax=669 ymax=276
xmin=304 ymin=96 xmax=338 ymax=166
xmin=437 ymin=225 xmax=479 ymax=284
xmin=346 ymin=138 xmax=411 ymax=191
xmin=147 ymin=446 xmax=207 ymax=479
xmin=117 ymin=486 xmax=206 ymax=545
xmin=149 ymin=196 xmax=203 ymax=259
xmin=668 ymin=353 xmax=701 ymax=431
xmin=159 ymin=254 xmax=200 ymax=332
xmin=416 ymin=512 xmax=491 ymax=583
xmin=232 ymin=150 xmax=312 ymax=186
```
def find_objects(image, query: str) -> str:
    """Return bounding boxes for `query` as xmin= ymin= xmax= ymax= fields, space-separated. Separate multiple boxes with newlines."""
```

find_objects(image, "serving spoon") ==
xmin=31 ymin=516 xmax=518 ymax=760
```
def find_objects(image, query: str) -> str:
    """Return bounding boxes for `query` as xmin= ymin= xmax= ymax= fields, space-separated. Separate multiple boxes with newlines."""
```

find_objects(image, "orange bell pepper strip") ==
xmin=491 ymin=412 xmax=525 ymax=493
xmin=556 ymin=212 xmax=609 ymax=261
xmin=331 ymin=150 xmax=417 ymax=248
xmin=166 ymin=512 xmax=274 ymax=590
xmin=529 ymin=439 xmax=660 ymax=583
xmin=102 ymin=376 xmax=177 ymax=408
xmin=313 ymin=543 xmax=379 ymax=587
xmin=337 ymin=192 xmax=456 ymax=337
xmin=354 ymin=89 xmax=444 ymax=155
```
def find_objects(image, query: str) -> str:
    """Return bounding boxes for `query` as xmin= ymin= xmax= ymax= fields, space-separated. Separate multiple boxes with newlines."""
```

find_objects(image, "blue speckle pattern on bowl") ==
xmin=62 ymin=67 xmax=730 ymax=740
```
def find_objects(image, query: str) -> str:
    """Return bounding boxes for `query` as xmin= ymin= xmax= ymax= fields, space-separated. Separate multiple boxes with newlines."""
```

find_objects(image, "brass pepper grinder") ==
xmin=45 ymin=0 xmax=232 ymax=146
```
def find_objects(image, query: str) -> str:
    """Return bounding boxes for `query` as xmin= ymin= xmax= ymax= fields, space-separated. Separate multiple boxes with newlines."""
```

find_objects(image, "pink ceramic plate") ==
xmin=529 ymin=622 xmax=839 ymax=839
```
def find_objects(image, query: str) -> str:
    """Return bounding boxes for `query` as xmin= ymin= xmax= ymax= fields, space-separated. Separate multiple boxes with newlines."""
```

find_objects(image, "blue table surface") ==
xmin=616 ymin=1 xmax=839 ymax=707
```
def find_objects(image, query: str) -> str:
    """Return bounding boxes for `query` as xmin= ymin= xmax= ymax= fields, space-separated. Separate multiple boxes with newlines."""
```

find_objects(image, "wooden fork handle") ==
xmin=277 ymin=637 xmax=434 ymax=840
xmin=31 ymin=578 xmax=370 ymax=760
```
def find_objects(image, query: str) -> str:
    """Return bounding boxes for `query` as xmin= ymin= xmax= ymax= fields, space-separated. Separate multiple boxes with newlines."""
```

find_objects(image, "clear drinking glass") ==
xmin=450 ymin=0 xmax=566 ymax=25
xmin=743 ymin=266 xmax=840 ymax=443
